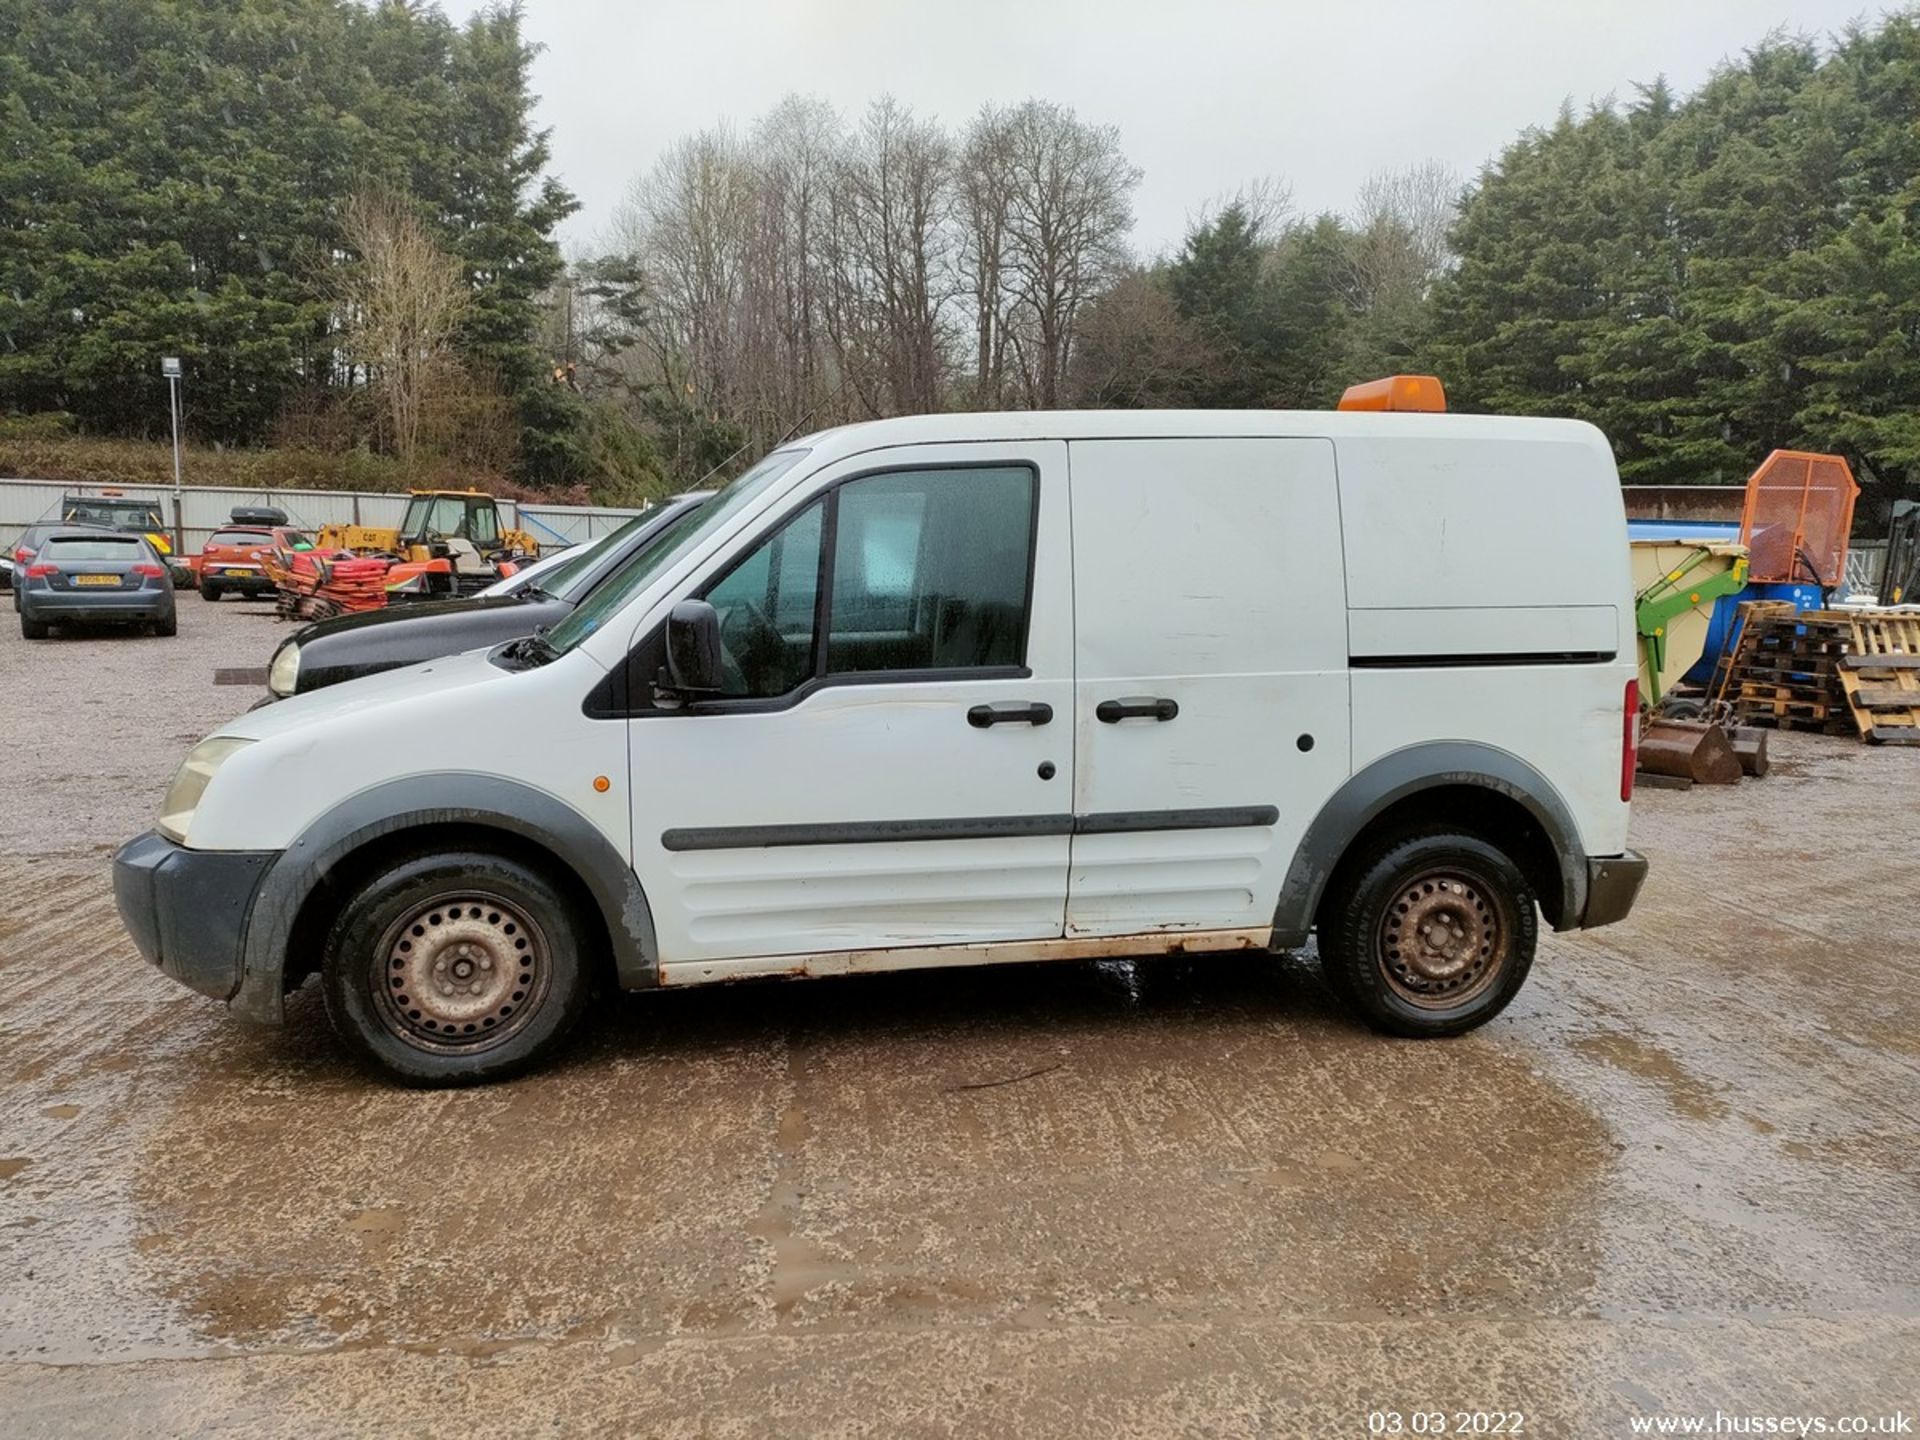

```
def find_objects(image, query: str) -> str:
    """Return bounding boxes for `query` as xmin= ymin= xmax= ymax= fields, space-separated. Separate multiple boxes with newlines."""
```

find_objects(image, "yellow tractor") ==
xmin=316 ymin=490 xmax=539 ymax=599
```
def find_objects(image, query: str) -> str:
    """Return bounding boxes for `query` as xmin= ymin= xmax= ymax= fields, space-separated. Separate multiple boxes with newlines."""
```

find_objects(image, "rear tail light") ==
xmin=1621 ymin=678 xmax=1640 ymax=802
xmin=132 ymin=563 xmax=166 ymax=578
xmin=25 ymin=563 xmax=57 ymax=578
xmin=13 ymin=548 xmax=29 ymax=564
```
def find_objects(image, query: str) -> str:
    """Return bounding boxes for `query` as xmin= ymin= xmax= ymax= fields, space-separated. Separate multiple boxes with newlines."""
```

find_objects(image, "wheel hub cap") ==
xmin=375 ymin=894 xmax=549 ymax=1049
xmin=1379 ymin=871 xmax=1506 ymax=1008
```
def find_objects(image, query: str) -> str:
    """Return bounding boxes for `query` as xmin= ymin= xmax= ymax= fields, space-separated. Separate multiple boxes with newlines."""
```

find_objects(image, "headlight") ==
xmin=268 ymin=641 xmax=301 ymax=697
xmin=158 ymin=737 xmax=253 ymax=845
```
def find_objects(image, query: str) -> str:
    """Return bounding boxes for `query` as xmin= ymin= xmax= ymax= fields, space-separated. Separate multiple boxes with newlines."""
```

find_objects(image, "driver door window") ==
xmin=703 ymin=500 xmax=824 ymax=697
xmin=692 ymin=464 xmax=1035 ymax=703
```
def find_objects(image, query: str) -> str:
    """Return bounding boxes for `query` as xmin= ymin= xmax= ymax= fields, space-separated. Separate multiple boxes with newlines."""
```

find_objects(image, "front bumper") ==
xmin=112 ymin=831 xmax=277 ymax=1002
xmin=1578 ymin=850 xmax=1648 ymax=929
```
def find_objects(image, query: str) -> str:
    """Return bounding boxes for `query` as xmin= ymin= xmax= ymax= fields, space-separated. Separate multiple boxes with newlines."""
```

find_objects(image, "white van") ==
xmin=115 ymin=384 xmax=1648 ymax=1083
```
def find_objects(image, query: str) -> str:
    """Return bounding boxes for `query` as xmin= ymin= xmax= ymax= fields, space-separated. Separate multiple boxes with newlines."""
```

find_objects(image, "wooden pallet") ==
xmin=1709 ymin=600 xmax=1798 ymax=709
xmin=1827 ymin=609 xmax=1920 ymax=744
xmin=1727 ymin=608 xmax=1858 ymax=734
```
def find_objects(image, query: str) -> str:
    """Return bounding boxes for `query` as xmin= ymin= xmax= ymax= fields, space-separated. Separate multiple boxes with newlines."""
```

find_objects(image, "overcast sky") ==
xmin=441 ymin=0 xmax=1880 ymax=259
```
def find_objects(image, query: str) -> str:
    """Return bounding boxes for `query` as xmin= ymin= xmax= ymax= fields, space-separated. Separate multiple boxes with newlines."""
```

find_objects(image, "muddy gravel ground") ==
xmin=1 ymin=599 xmax=1916 ymax=1438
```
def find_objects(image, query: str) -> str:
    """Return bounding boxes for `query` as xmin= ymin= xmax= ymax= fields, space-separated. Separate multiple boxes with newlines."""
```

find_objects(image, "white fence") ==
xmin=1845 ymin=542 xmax=1886 ymax=596
xmin=512 ymin=503 xmax=654 ymax=548
xmin=0 ymin=477 xmax=643 ymax=554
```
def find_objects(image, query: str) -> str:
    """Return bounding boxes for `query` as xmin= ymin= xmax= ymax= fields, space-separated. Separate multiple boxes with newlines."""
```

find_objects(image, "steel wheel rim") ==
xmin=1377 ymin=869 xmax=1508 ymax=1009
xmin=372 ymin=891 xmax=552 ymax=1052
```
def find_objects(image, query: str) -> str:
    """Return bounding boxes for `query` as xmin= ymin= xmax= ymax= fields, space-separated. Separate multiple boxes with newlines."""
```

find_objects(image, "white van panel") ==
xmin=1072 ymin=437 xmax=1348 ymax=676
xmin=1065 ymin=437 xmax=1351 ymax=935
xmin=1348 ymin=605 xmax=1619 ymax=660
xmin=1350 ymin=663 xmax=1633 ymax=858
xmin=1337 ymin=430 xmax=1633 ymax=621
xmin=628 ymin=441 xmax=1077 ymax=964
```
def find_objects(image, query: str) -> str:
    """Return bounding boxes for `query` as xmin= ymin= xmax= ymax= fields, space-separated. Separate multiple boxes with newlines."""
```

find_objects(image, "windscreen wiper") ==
xmin=496 ymin=626 xmax=559 ymax=670
xmin=521 ymin=625 xmax=559 ymax=664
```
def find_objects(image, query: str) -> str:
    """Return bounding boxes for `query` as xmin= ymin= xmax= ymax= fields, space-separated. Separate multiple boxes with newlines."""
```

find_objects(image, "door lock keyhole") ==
xmin=1037 ymin=761 xmax=1057 ymax=781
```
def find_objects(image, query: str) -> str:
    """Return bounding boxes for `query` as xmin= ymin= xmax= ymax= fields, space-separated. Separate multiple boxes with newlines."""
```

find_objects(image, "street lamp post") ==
xmin=161 ymin=356 xmax=183 ymax=552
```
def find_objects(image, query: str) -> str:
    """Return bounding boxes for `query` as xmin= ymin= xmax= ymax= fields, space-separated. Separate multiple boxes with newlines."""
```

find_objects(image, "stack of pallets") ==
xmin=1724 ymin=606 xmax=1856 ymax=735
xmin=1833 ymin=611 xmax=1920 ymax=745
xmin=1718 ymin=603 xmax=1920 ymax=744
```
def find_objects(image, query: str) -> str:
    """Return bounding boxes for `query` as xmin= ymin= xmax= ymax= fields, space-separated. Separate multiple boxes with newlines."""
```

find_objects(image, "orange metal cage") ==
xmin=1737 ymin=450 xmax=1858 ymax=587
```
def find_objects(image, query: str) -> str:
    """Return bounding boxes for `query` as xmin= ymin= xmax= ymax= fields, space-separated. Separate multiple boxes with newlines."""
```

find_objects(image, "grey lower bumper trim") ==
xmin=1580 ymin=850 xmax=1648 ymax=929
xmin=112 ymin=831 xmax=277 ymax=1002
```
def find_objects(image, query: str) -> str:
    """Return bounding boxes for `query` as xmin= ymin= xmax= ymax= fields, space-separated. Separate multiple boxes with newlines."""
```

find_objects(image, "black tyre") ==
xmin=153 ymin=610 xmax=178 ymax=636
xmin=20 ymin=614 xmax=50 ymax=640
xmin=322 ymin=849 xmax=594 ymax=1085
xmin=200 ymin=580 xmax=222 ymax=602
xmin=1317 ymin=827 xmax=1537 ymax=1038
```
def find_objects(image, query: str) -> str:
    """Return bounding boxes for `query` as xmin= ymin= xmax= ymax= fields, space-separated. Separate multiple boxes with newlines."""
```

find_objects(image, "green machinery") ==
xmin=1633 ymin=543 xmax=1751 ymax=708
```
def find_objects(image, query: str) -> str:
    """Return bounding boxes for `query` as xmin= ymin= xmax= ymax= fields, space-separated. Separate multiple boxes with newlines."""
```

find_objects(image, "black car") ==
xmin=266 ymin=492 xmax=709 ymax=698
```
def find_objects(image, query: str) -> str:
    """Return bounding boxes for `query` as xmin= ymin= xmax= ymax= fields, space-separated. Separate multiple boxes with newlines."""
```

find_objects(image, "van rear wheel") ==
xmin=322 ymin=849 xmax=592 ymax=1085
xmin=1317 ymin=828 xmax=1537 ymax=1037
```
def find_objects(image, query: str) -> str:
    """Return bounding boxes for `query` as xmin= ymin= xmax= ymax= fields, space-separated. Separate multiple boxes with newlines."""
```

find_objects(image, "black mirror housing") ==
xmin=664 ymin=598 xmax=725 ymax=695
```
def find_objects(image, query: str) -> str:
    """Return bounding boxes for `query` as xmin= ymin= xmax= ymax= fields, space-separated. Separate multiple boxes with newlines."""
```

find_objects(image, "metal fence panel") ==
xmin=2 ymin=477 xmax=642 ymax=554
xmin=1846 ymin=542 xmax=1887 ymax=596
xmin=517 ymin=503 xmax=657 ymax=548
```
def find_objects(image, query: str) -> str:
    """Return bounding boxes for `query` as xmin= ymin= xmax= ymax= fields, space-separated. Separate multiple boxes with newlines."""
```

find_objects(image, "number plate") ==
xmin=75 ymin=573 xmax=120 ymax=586
xmin=222 ymin=568 xmax=254 ymax=577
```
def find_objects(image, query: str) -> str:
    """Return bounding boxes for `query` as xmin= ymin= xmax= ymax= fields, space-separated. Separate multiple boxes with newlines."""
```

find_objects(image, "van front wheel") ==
xmin=1317 ymin=829 xmax=1537 ymax=1037
xmin=322 ymin=850 xmax=592 ymax=1085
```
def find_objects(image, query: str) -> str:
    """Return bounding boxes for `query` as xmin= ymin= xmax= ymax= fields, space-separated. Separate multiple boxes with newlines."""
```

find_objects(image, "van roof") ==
xmin=791 ymin=408 xmax=1609 ymax=464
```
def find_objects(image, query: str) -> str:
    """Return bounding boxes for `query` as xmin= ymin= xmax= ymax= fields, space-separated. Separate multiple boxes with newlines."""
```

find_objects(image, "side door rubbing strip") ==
xmin=660 ymin=805 xmax=1279 ymax=853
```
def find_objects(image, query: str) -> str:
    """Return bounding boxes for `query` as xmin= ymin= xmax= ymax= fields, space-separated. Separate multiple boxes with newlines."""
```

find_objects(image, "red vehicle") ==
xmin=194 ymin=525 xmax=280 ymax=601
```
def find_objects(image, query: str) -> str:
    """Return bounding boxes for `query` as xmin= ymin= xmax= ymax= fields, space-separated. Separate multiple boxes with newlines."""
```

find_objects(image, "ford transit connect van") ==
xmin=115 ymin=389 xmax=1648 ymax=1083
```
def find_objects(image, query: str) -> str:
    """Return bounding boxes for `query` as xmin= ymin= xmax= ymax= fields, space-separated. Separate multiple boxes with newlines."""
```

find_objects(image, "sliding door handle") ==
xmin=1096 ymin=696 xmax=1179 ymax=723
xmin=968 ymin=702 xmax=1054 ymax=728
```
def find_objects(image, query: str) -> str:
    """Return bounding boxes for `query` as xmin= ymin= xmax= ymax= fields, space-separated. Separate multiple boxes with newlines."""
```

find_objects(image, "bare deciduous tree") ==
xmin=1185 ymin=175 xmax=1295 ymax=246
xmin=956 ymin=105 xmax=1017 ymax=404
xmin=1350 ymin=160 xmax=1462 ymax=301
xmin=993 ymin=101 xmax=1141 ymax=407
xmin=338 ymin=189 xmax=470 ymax=467
xmin=620 ymin=127 xmax=758 ymax=412
xmin=600 ymin=90 xmax=1144 ymax=469
xmin=822 ymin=97 xmax=953 ymax=416
xmin=749 ymin=95 xmax=842 ymax=427
xmin=1067 ymin=270 xmax=1214 ymax=408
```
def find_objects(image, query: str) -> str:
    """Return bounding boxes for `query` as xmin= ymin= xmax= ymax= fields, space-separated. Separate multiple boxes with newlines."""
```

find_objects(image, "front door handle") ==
xmin=1096 ymin=696 xmax=1179 ymax=723
xmin=968 ymin=702 xmax=1054 ymax=728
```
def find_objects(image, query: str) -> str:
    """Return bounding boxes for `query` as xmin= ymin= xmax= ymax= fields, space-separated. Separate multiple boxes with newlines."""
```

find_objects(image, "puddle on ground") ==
xmin=117 ymin=956 xmax=1618 ymax=1354
xmin=1570 ymin=1031 xmax=1729 ymax=1121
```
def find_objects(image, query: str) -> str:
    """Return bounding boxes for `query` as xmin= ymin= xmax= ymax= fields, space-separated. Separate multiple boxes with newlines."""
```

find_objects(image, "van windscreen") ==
xmin=544 ymin=450 xmax=808 ymax=656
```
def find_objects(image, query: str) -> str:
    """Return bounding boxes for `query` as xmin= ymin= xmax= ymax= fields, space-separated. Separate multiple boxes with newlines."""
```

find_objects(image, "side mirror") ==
xmin=663 ymin=598 xmax=725 ymax=696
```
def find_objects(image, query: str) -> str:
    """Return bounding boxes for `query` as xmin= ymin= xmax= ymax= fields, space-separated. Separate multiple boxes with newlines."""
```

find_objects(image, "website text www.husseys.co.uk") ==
xmin=1627 ymin=1412 xmax=1912 ymax=1437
